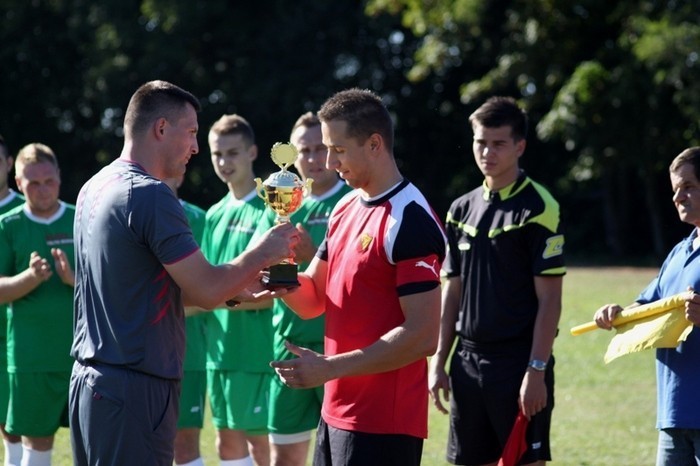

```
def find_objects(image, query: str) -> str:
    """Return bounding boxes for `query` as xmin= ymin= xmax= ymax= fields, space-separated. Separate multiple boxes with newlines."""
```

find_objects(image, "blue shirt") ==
xmin=637 ymin=229 xmax=700 ymax=429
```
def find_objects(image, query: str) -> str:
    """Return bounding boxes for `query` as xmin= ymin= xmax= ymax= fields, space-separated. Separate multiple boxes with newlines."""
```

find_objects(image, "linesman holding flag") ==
xmin=593 ymin=147 xmax=700 ymax=466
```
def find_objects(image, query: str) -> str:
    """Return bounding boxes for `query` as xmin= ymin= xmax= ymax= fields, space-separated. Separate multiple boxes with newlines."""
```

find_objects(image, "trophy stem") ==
xmin=273 ymin=215 xmax=296 ymax=265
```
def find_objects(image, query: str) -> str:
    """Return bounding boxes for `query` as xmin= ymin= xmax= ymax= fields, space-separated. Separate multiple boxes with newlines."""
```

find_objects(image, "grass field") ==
xmin=11 ymin=266 xmax=661 ymax=465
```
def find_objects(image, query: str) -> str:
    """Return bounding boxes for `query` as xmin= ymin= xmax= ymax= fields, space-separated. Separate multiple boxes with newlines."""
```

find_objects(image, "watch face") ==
xmin=529 ymin=360 xmax=547 ymax=371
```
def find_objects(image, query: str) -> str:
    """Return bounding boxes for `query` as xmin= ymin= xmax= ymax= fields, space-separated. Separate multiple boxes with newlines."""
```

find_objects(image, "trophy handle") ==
xmin=254 ymin=178 xmax=266 ymax=202
xmin=303 ymin=178 xmax=314 ymax=197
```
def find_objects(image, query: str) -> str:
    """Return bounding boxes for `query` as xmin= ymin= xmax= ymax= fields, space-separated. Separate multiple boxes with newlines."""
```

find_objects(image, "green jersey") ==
xmin=0 ymin=191 xmax=24 ymax=370
xmin=0 ymin=202 xmax=75 ymax=372
xmin=272 ymin=182 xmax=352 ymax=352
xmin=201 ymin=190 xmax=275 ymax=372
xmin=181 ymin=199 xmax=207 ymax=372
xmin=0 ymin=191 xmax=24 ymax=219
xmin=0 ymin=191 xmax=24 ymax=214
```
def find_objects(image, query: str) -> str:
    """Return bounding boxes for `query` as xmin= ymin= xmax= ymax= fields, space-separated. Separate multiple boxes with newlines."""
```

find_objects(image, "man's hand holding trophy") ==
xmin=254 ymin=142 xmax=313 ymax=289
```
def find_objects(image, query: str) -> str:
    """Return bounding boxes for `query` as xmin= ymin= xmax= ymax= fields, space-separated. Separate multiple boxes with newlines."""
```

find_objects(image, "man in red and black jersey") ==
xmin=271 ymin=88 xmax=446 ymax=466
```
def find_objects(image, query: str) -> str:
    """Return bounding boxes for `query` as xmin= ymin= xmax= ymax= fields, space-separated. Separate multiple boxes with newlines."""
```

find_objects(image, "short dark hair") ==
xmin=123 ymin=80 xmax=201 ymax=139
xmin=469 ymin=96 xmax=528 ymax=141
xmin=15 ymin=142 xmax=59 ymax=174
xmin=670 ymin=147 xmax=700 ymax=181
xmin=290 ymin=112 xmax=320 ymax=138
xmin=318 ymin=88 xmax=394 ymax=151
xmin=0 ymin=134 xmax=8 ymax=160
xmin=209 ymin=114 xmax=256 ymax=147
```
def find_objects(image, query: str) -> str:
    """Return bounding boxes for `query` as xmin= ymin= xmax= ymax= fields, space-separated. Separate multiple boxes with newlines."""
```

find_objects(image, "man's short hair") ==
xmin=318 ymin=88 xmax=394 ymax=151
xmin=0 ymin=134 xmax=8 ymax=160
xmin=290 ymin=112 xmax=320 ymax=138
xmin=469 ymin=96 xmax=528 ymax=141
xmin=670 ymin=147 xmax=700 ymax=181
xmin=209 ymin=114 xmax=256 ymax=147
xmin=123 ymin=80 xmax=201 ymax=139
xmin=15 ymin=143 xmax=59 ymax=174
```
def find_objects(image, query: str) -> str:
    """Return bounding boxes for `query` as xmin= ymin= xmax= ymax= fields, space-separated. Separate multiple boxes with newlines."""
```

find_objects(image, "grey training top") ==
xmin=71 ymin=159 xmax=198 ymax=380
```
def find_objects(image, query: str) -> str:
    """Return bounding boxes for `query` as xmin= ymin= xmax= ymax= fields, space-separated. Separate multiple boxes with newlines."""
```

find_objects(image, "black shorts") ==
xmin=447 ymin=343 xmax=554 ymax=465
xmin=313 ymin=417 xmax=423 ymax=466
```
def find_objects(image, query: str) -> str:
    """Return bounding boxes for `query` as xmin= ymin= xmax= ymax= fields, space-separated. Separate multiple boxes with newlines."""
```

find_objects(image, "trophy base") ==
xmin=262 ymin=263 xmax=300 ymax=290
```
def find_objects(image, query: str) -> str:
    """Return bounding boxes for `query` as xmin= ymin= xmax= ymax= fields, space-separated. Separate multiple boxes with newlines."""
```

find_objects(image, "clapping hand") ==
xmin=51 ymin=248 xmax=74 ymax=286
xmin=28 ymin=251 xmax=52 ymax=283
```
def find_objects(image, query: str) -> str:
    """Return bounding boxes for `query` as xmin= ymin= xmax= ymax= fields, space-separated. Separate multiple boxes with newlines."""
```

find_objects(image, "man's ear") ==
xmin=368 ymin=133 xmax=381 ymax=152
xmin=249 ymin=144 xmax=258 ymax=161
xmin=155 ymin=118 xmax=167 ymax=139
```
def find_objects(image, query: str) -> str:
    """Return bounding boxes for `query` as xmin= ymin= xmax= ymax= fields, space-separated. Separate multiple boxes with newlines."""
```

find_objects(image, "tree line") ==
xmin=2 ymin=0 xmax=698 ymax=261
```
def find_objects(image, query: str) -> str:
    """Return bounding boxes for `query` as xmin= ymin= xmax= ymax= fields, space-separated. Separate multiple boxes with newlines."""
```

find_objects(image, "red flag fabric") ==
xmin=497 ymin=412 xmax=529 ymax=466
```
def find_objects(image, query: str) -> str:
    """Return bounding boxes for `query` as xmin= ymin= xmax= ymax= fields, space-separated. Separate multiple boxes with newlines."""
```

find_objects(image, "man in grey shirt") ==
xmin=69 ymin=80 xmax=298 ymax=466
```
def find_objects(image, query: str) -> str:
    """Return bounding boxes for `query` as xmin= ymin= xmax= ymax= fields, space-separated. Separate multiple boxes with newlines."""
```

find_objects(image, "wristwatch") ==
xmin=528 ymin=359 xmax=548 ymax=372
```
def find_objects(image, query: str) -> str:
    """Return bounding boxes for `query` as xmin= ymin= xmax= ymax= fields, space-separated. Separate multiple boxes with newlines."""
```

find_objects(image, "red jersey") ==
xmin=317 ymin=179 xmax=446 ymax=438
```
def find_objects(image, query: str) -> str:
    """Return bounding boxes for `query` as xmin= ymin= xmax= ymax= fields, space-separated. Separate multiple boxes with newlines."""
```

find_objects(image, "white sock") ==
xmin=176 ymin=458 xmax=205 ymax=466
xmin=220 ymin=456 xmax=253 ymax=466
xmin=3 ymin=440 xmax=22 ymax=466
xmin=20 ymin=447 xmax=51 ymax=466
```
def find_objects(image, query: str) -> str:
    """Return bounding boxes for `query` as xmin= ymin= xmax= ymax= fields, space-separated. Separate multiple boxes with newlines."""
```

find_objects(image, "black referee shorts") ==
xmin=446 ymin=345 xmax=554 ymax=465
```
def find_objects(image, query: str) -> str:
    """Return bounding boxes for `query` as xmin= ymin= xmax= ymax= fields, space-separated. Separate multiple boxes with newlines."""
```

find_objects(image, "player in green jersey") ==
xmin=0 ymin=136 xmax=23 ymax=465
xmin=268 ymin=112 xmax=351 ymax=466
xmin=0 ymin=143 xmax=75 ymax=466
xmin=201 ymin=114 xmax=277 ymax=466
xmin=164 ymin=174 xmax=209 ymax=466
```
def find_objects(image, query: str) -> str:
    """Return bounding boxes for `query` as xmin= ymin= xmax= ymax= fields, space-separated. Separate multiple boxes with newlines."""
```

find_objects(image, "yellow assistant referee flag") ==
xmin=570 ymin=292 xmax=695 ymax=363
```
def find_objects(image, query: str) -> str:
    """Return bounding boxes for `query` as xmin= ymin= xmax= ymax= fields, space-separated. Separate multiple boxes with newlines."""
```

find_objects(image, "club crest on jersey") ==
xmin=358 ymin=233 xmax=373 ymax=252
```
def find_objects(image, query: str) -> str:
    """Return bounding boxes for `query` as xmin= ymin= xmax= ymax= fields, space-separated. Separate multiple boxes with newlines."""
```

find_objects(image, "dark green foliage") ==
xmin=2 ymin=1 xmax=698 ymax=258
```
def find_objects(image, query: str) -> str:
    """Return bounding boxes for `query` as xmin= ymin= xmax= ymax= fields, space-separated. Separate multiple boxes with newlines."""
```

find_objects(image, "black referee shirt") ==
xmin=443 ymin=171 xmax=566 ymax=350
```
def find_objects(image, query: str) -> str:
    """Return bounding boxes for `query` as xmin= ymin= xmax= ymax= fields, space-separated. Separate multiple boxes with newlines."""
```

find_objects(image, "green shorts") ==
xmin=7 ymin=371 xmax=70 ymax=436
xmin=269 ymin=341 xmax=323 ymax=435
xmin=0 ymin=369 xmax=9 ymax=424
xmin=177 ymin=370 xmax=206 ymax=429
xmin=207 ymin=369 xmax=271 ymax=434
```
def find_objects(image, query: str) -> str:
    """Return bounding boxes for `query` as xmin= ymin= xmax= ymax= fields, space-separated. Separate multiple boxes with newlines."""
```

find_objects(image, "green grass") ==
xmin=551 ymin=266 xmax=659 ymax=466
xmin=19 ymin=266 xmax=660 ymax=465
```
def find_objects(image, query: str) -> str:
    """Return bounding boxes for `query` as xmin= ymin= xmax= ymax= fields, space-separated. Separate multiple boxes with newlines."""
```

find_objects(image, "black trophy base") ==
xmin=262 ymin=263 xmax=300 ymax=290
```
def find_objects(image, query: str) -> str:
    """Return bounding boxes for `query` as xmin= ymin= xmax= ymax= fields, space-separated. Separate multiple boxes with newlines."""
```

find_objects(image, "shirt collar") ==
xmin=481 ymin=171 xmax=529 ymax=202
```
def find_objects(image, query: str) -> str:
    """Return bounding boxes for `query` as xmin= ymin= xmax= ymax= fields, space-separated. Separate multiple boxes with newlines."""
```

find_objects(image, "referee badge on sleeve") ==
xmin=542 ymin=235 xmax=564 ymax=259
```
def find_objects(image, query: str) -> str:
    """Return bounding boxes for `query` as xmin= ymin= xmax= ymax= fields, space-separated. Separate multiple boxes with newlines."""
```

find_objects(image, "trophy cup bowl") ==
xmin=255 ymin=143 xmax=312 ymax=289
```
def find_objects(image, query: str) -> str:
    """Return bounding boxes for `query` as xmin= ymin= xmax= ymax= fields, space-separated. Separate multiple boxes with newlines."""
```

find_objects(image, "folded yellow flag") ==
xmin=604 ymin=305 xmax=693 ymax=363
xmin=570 ymin=292 xmax=695 ymax=363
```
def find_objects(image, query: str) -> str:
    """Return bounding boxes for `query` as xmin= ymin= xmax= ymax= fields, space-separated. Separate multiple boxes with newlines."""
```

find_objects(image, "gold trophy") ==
xmin=254 ymin=142 xmax=313 ymax=289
